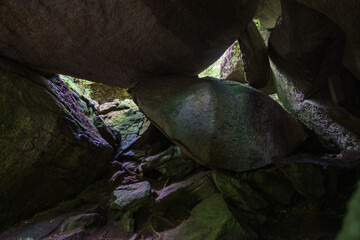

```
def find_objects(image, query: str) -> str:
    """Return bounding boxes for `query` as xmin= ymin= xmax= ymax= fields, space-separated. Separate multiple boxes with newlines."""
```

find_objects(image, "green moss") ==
xmin=337 ymin=181 xmax=360 ymax=240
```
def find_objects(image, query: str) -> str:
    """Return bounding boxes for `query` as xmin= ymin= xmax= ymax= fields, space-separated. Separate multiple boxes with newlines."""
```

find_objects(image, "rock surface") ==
xmin=138 ymin=146 xmax=199 ymax=181
xmin=0 ymin=58 xmax=112 ymax=230
xmin=163 ymin=194 xmax=251 ymax=240
xmin=294 ymin=0 xmax=360 ymax=81
xmin=268 ymin=0 xmax=360 ymax=150
xmin=0 ymin=0 xmax=258 ymax=88
xmin=254 ymin=0 xmax=281 ymax=29
xmin=111 ymin=181 xmax=152 ymax=212
xmin=238 ymin=21 xmax=271 ymax=89
xmin=132 ymin=76 xmax=306 ymax=172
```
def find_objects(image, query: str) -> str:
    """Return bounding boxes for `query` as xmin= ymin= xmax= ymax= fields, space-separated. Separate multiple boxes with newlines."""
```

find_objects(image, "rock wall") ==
xmin=0 ymin=58 xmax=112 ymax=231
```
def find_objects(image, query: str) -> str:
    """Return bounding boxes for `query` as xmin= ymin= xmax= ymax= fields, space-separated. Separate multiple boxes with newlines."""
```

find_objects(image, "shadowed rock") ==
xmin=0 ymin=57 xmax=113 ymax=231
xmin=0 ymin=0 xmax=258 ymax=88
xmin=131 ymin=76 xmax=306 ymax=172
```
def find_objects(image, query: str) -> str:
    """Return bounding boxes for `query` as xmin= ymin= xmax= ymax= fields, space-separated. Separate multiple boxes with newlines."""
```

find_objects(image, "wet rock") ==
xmin=60 ymin=213 xmax=105 ymax=232
xmin=132 ymin=76 xmax=306 ymax=172
xmin=0 ymin=0 xmax=258 ymax=88
xmin=0 ymin=58 xmax=112 ymax=230
xmin=163 ymin=194 xmax=252 ymax=240
xmin=110 ymin=181 xmax=152 ymax=213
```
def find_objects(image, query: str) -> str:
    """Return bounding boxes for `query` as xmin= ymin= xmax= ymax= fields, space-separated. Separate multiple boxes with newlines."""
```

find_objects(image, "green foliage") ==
xmin=59 ymin=74 xmax=92 ymax=99
xmin=198 ymin=56 xmax=224 ymax=79
xmin=253 ymin=18 xmax=261 ymax=28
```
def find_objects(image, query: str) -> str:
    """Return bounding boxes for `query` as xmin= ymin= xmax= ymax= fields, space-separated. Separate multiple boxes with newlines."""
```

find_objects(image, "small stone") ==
xmin=111 ymin=181 xmax=152 ymax=212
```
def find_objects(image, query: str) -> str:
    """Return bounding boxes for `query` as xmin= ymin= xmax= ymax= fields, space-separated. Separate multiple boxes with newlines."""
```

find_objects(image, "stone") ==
xmin=269 ymin=0 xmax=346 ymax=99
xmin=336 ymin=181 xmax=360 ymax=240
xmin=268 ymin=1 xmax=360 ymax=149
xmin=294 ymin=0 xmax=360 ymax=81
xmin=151 ymin=172 xmax=218 ymax=231
xmin=0 ymin=0 xmax=258 ymax=88
xmin=78 ymin=81 xmax=131 ymax=105
xmin=131 ymin=76 xmax=306 ymax=172
xmin=0 ymin=57 xmax=112 ymax=231
xmin=252 ymin=168 xmax=295 ymax=205
xmin=99 ymin=99 xmax=132 ymax=115
xmin=213 ymin=169 xmax=270 ymax=212
xmin=138 ymin=146 xmax=199 ymax=181
xmin=101 ymin=100 xmax=158 ymax=154
xmin=163 ymin=194 xmax=252 ymax=240
xmin=92 ymin=116 xmax=117 ymax=148
xmin=271 ymin=62 xmax=360 ymax=150
xmin=276 ymin=156 xmax=326 ymax=202
xmin=220 ymin=41 xmax=246 ymax=83
xmin=60 ymin=213 xmax=105 ymax=232
xmin=238 ymin=21 xmax=271 ymax=89
xmin=53 ymin=231 xmax=87 ymax=240
xmin=110 ymin=181 xmax=152 ymax=212
xmin=254 ymin=0 xmax=281 ymax=29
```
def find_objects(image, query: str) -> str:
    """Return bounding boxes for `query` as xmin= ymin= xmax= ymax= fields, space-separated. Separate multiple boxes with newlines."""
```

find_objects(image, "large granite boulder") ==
xmin=295 ymin=0 xmax=360 ymax=81
xmin=0 ymin=0 xmax=258 ymax=88
xmin=0 ymin=58 xmax=113 ymax=231
xmin=269 ymin=0 xmax=360 ymax=150
xmin=131 ymin=76 xmax=306 ymax=172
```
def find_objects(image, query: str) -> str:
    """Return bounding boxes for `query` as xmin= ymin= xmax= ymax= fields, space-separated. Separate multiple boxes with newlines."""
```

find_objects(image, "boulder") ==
xmin=60 ymin=213 xmax=105 ymax=232
xmin=0 ymin=57 xmax=112 ymax=230
xmin=151 ymin=172 xmax=218 ymax=231
xmin=254 ymin=0 xmax=281 ymax=29
xmin=163 ymin=194 xmax=251 ymax=240
xmin=110 ymin=181 xmax=153 ymax=213
xmin=131 ymin=76 xmax=306 ymax=172
xmin=138 ymin=146 xmax=199 ymax=181
xmin=269 ymin=0 xmax=346 ymax=99
xmin=213 ymin=169 xmax=270 ymax=213
xmin=0 ymin=0 xmax=258 ymax=88
xmin=294 ymin=0 xmax=360 ymax=81
xmin=238 ymin=21 xmax=271 ymax=89
xmin=220 ymin=41 xmax=246 ymax=83
xmin=268 ymin=0 xmax=360 ymax=150
xmin=271 ymin=62 xmax=360 ymax=150
xmin=100 ymin=99 xmax=156 ymax=153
